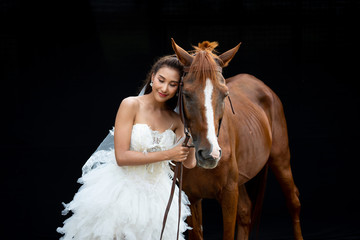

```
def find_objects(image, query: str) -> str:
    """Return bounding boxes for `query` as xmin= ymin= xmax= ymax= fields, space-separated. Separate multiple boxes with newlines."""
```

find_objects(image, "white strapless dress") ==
xmin=57 ymin=124 xmax=191 ymax=240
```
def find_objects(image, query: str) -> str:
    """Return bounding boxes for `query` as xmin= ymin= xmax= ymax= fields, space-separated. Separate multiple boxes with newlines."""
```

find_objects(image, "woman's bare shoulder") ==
xmin=169 ymin=110 xmax=183 ymax=131
xmin=115 ymin=96 xmax=141 ymax=123
xmin=120 ymin=96 xmax=140 ymax=108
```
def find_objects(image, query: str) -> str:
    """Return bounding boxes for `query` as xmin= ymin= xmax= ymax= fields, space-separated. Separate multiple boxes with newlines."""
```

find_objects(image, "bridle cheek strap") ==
xmin=216 ymin=95 xmax=235 ymax=137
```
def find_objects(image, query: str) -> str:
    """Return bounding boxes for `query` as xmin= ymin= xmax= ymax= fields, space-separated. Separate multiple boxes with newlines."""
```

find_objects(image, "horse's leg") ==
xmin=269 ymin=143 xmax=303 ymax=239
xmin=187 ymin=199 xmax=203 ymax=240
xmin=268 ymin=92 xmax=303 ymax=239
xmin=236 ymin=184 xmax=251 ymax=240
xmin=218 ymin=185 xmax=238 ymax=240
xmin=269 ymin=156 xmax=302 ymax=239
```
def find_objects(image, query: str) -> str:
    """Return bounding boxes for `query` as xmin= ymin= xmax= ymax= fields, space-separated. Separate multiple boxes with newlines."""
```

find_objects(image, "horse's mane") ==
xmin=189 ymin=41 xmax=220 ymax=82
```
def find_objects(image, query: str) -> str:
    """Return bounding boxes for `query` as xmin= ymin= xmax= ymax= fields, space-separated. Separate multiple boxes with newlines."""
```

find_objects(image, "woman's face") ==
xmin=151 ymin=66 xmax=180 ymax=103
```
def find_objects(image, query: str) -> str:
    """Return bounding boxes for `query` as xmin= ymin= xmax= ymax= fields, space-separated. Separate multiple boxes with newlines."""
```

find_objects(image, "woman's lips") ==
xmin=158 ymin=92 xmax=168 ymax=98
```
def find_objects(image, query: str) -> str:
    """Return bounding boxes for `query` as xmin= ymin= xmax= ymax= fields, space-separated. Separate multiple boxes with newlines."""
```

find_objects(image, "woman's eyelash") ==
xmin=157 ymin=78 xmax=178 ymax=87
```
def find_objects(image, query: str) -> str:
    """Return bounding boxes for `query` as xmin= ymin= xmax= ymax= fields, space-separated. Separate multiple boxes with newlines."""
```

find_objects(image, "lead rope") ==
xmin=160 ymin=76 xmax=191 ymax=240
xmin=159 ymin=162 xmax=182 ymax=240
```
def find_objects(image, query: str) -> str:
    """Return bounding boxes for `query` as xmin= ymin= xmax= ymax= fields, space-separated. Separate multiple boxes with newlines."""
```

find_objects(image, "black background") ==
xmin=2 ymin=0 xmax=360 ymax=239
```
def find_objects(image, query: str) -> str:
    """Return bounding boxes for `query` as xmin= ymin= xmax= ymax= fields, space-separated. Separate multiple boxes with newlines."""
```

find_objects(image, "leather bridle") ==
xmin=160 ymin=65 xmax=235 ymax=240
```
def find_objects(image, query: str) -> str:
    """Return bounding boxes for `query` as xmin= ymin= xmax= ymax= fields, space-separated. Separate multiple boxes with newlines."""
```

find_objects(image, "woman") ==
xmin=57 ymin=55 xmax=196 ymax=240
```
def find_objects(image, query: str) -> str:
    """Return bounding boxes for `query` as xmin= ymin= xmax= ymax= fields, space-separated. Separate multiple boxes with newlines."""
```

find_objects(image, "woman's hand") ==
xmin=168 ymin=144 xmax=190 ymax=163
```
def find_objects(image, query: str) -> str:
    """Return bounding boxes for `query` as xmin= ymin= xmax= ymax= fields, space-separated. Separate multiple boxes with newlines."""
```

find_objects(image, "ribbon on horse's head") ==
xmin=160 ymin=65 xmax=235 ymax=240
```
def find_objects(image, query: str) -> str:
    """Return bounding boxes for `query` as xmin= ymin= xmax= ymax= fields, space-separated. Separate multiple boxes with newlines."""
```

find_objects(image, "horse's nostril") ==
xmin=197 ymin=149 xmax=207 ymax=159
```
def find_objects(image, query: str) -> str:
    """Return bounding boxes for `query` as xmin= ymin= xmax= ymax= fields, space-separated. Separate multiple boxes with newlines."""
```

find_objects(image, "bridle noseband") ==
xmin=160 ymin=64 xmax=235 ymax=240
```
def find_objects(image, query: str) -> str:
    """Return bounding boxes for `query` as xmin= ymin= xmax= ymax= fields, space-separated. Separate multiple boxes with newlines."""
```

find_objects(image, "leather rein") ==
xmin=159 ymin=65 xmax=235 ymax=240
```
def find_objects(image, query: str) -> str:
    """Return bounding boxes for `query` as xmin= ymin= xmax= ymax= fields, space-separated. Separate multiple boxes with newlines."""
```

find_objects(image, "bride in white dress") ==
xmin=57 ymin=55 xmax=196 ymax=240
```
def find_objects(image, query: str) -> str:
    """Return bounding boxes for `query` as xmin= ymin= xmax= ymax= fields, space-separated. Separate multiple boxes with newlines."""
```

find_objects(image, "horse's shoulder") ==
xmin=226 ymin=74 xmax=277 ymax=129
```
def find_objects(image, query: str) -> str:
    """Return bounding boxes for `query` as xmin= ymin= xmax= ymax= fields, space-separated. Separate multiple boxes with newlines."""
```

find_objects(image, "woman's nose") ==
xmin=161 ymin=84 xmax=168 ymax=92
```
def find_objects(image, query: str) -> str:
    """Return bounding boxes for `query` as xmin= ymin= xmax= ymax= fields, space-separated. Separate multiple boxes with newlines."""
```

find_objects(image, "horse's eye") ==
xmin=183 ymin=92 xmax=192 ymax=100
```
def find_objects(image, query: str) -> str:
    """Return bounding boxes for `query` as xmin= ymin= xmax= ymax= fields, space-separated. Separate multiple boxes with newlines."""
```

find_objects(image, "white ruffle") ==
xmin=57 ymin=124 xmax=191 ymax=240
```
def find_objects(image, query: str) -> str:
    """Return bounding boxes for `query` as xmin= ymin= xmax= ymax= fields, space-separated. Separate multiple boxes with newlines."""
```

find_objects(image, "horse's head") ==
xmin=171 ymin=38 xmax=241 ymax=169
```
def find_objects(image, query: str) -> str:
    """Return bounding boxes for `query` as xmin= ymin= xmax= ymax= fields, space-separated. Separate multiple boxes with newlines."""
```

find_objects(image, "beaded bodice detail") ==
xmin=124 ymin=124 xmax=177 ymax=178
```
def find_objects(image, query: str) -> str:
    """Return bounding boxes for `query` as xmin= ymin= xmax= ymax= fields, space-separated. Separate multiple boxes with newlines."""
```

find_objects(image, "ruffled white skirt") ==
xmin=57 ymin=159 xmax=191 ymax=240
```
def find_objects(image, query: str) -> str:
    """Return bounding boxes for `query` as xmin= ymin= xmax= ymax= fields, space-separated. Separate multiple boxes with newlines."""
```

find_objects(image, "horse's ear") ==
xmin=171 ymin=38 xmax=193 ymax=66
xmin=218 ymin=43 xmax=242 ymax=67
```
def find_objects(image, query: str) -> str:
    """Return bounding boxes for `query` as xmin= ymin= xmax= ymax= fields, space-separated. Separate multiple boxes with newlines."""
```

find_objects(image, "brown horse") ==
xmin=171 ymin=39 xmax=303 ymax=240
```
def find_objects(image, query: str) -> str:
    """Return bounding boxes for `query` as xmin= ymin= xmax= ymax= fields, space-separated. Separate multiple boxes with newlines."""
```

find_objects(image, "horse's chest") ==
xmin=183 ymin=167 xmax=231 ymax=199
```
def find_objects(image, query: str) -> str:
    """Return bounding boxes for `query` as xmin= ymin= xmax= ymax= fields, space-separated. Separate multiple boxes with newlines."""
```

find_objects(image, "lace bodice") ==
xmin=130 ymin=124 xmax=177 ymax=153
xmin=125 ymin=124 xmax=177 ymax=178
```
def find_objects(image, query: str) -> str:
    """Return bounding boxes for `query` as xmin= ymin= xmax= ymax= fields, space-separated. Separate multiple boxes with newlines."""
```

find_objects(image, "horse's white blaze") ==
xmin=204 ymin=78 xmax=221 ymax=159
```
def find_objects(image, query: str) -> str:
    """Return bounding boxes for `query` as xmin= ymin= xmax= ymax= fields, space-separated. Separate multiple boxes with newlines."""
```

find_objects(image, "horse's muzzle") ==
xmin=196 ymin=148 xmax=221 ymax=169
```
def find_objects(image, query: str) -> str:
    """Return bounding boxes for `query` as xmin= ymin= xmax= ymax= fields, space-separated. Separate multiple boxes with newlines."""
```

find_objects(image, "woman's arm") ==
xmin=114 ymin=97 xmax=189 ymax=166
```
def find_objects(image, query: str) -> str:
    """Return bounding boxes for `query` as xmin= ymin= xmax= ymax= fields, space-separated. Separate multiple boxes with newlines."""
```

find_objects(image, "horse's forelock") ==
xmin=189 ymin=45 xmax=220 ymax=83
xmin=195 ymin=41 xmax=219 ymax=52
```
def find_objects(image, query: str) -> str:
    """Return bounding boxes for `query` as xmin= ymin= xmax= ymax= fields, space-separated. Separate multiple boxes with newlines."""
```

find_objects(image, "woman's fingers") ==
xmin=172 ymin=146 xmax=190 ymax=162
xmin=181 ymin=147 xmax=190 ymax=161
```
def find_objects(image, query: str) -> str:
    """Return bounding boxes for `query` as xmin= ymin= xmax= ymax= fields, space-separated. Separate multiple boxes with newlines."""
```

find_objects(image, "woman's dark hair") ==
xmin=139 ymin=54 xmax=184 ymax=110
